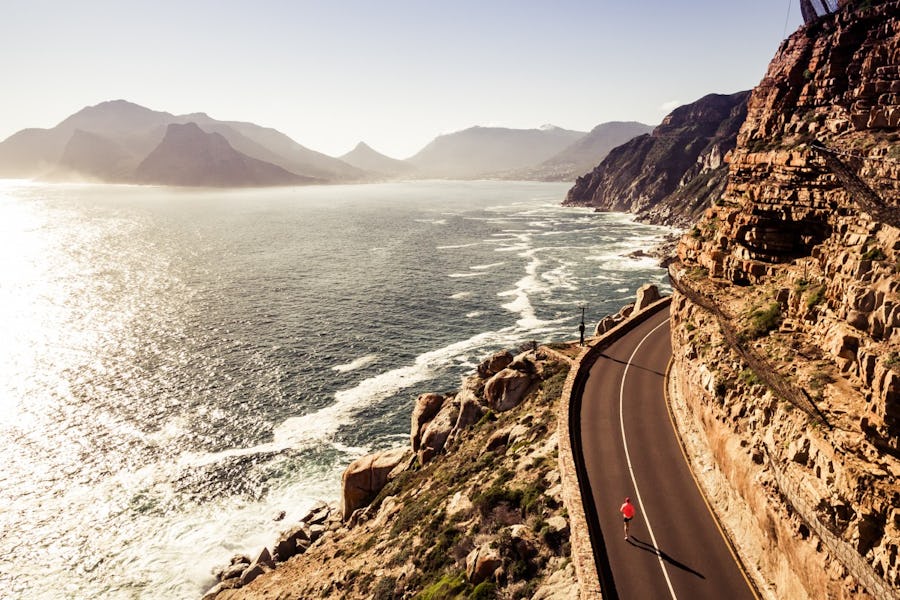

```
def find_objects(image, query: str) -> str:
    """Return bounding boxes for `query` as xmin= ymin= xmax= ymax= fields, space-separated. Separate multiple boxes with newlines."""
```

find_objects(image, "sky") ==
xmin=0 ymin=1 xmax=803 ymax=159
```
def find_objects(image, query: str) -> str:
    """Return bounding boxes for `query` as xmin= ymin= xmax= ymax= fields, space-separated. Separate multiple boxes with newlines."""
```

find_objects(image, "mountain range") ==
xmin=0 ymin=100 xmax=654 ymax=187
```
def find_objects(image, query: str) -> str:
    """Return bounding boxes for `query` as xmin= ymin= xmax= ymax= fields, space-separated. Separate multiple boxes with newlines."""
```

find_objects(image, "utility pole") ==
xmin=579 ymin=304 xmax=587 ymax=346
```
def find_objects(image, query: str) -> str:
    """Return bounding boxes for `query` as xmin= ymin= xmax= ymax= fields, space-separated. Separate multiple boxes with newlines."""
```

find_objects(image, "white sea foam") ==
xmin=331 ymin=354 xmax=379 ymax=373
xmin=263 ymin=327 xmax=520 ymax=447
xmin=450 ymin=291 xmax=473 ymax=299
xmin=448 ymin=272 xmax=488 ymax=278
xmin=470 ymin=262 xmax=505 ymax=271
xmin=436 ymin=242 xmax=480 ymax=250
xmin=466 ymin=311 xmax=484 ymax=318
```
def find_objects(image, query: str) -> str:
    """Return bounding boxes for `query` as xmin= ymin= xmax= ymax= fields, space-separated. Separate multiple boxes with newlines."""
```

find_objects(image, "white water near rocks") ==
xmin=0 ymin=180 xmax=674 ymax=598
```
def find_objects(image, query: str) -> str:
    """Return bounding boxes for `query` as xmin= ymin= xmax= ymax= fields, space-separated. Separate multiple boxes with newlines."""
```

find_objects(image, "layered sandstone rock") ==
xmin=672 ymin=2 xmax=900 ymax=597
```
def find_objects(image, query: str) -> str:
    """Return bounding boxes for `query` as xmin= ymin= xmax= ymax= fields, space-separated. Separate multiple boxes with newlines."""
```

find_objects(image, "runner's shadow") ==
xmin=627 ymin=536 xmax=706 ymax=579
xmin=598 ymin=353 xmax=666 ymax=377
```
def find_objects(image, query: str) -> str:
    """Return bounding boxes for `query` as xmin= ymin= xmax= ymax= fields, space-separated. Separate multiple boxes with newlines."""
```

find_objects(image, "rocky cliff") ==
xmin=563 ymin=91 xmax=750 ymax=227
xmin=203 ymin=345 xmax=581 ymax=600
xmin=670 ymin=1 xmax=899 ymax=597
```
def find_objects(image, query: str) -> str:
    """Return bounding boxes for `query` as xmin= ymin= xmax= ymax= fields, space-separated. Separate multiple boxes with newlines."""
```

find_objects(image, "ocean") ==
xmin=0 ymin=179 xmax=673 ymax=598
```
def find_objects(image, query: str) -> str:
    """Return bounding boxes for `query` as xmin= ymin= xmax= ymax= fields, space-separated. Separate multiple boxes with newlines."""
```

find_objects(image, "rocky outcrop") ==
xmin=205 ymin=345 xmax=576 ymax=600
xmin=340 ymin=447 xmax=410 ymax=520
xmin=564 ymin=91 xmax=750 ymax=227
xmin=671 ymin=2 xmax=900 ymax=597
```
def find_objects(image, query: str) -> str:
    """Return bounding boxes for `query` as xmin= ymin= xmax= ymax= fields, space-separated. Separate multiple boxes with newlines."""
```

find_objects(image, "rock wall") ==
xmin=672 ymin=1 xmax=900 ymax=597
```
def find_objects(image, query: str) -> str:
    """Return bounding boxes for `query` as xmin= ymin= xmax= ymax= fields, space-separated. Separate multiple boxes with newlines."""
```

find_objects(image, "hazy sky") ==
xmin=1 ymin=1 xmax=803 ymax=159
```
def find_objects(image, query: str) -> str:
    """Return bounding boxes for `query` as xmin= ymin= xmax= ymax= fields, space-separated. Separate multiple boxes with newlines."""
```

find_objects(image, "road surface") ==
xmin=578 ymin=307 xmax=758 ymax=599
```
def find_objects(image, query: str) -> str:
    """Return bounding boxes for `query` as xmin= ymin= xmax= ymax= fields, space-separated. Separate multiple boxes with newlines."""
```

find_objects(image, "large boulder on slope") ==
xmin=478 ymin=350 xmax=515 ymax=379
xmin=484 ymin=368 xmax=535 ymax=412
xmin=466 ymin=544 xmax=502 ymax=584
xmin=634 ymin=284 xmax=661 ymax=312
xmin=453 ymin=389 xmax=486 ymax=434
xmin=411 ymin=393 xmax=445 ymax=452
xmin=341 ymin=447 xmax=411 ymax=520
xmin=418 ymin=399 xmax=460 ymax=464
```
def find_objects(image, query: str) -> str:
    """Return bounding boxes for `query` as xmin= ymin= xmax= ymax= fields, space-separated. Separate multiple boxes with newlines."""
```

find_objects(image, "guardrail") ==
xmin=558 ymin=296 xmax=672 ymax=600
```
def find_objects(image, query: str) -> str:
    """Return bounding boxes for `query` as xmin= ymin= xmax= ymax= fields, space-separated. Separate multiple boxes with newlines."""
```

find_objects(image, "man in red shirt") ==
xmin=620 ymin=497 xmax=636 ymax=540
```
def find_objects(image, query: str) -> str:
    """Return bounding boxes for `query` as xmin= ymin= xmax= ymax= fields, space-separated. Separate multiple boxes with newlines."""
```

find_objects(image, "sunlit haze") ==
xmin=0 ymin=0 xmax=803 ymax=158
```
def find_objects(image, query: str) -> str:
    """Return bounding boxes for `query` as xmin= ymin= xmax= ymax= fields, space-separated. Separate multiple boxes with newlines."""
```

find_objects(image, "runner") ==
xmin=620 ymin=497 xmax=636 ymax=540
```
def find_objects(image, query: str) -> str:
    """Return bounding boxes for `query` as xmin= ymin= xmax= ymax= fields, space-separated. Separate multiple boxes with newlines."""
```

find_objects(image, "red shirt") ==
xmin=620 ymin=501 xmax=635 ymax=519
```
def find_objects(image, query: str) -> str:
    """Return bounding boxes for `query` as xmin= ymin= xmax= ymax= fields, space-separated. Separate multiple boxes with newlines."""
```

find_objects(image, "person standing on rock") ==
xmin=620 ymin=497 xmax=636 ymax=540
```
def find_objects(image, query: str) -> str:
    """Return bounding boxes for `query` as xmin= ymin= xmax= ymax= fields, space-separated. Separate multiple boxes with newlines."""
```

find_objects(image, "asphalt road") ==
xmin=578 ymin=307 xmax=758 ymax=599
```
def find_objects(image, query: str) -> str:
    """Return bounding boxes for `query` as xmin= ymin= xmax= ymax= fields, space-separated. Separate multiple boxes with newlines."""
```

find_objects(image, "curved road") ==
xmin=579 ymin=307 xmax=758 ymax=599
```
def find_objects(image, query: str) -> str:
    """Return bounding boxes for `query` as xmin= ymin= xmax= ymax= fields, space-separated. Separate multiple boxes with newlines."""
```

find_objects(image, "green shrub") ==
xmin=748 ymin=302 xmax=782 ymax=337
xmin=469 ymin=581 xmax=497 ymax=600
xmin=472 ymin=485 xmax=523 ymax=517
xmin=886 ymin=352 xmax=900 ymax=374
xmin=805 ymin=285 xmax=826 ymax=309
xmin=862 ymin=246 xmax=887 ymax=261
xmin=417 ymin=573 xmax=467 ymax=600
xmin=372 ymin=576 xmax=399 ymax=599
xmin=739 ymin=368 xmax=762 ymax=387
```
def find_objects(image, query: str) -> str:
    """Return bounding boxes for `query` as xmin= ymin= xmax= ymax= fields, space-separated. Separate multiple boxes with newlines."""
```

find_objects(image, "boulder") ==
xmin=411 ymin=393 xmax=445 ymax=452
xmin=466 ymin=544 xmax=502 ymax=585
xmin=221 ymin=562 xmax=247 ymax=581
xmin=419 ymin=399 xmax=460 ymax=464
xmin=634 ymin=284 xmax=661 ymax=312
xmin=301 ymin=502 xmax=332 ymax=526
xmin=341 ymin=447 xmax=411 ymax=520
xmin=484 ymin=368 xmax=534 ymax=412
xmin=594 ymin=314 xmax=623 ymax=336
xmin=272 ymin=524 xmax=311 ymax=562
xmin=483 ymin=429 xmax=510 ymax=453
xmin=238 ymin=547 xmax=274 ymax=587
xmin=508 ymin=351 xmax=536 ymax=374
xmin=453 ymin=389 xmax=486 ymax=434
xmin=478 ymin=350 xmax=515 ymax=379
xmin=239 ymin=562 xmax=269 ymax=587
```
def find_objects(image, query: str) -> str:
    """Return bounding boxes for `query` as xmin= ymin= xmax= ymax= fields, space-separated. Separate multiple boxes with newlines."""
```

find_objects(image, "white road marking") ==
xmin=619 ymin=317 xmax=677 ymax=599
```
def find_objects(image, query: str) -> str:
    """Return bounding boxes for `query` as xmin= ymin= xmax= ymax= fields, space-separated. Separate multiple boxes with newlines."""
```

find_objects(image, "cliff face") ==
xmin=563 ymin=91 xmax=750 ymax=227
xmin=671 ymin=1 xmax=900 ymax=597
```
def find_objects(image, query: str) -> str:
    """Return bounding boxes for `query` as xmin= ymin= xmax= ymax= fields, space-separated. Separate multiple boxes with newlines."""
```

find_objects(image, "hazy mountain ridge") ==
xmin=133 ymin=122 xmax=317 ymax=187
xmin=339 ymin=142 xmax=417 ymax=178
xmin=406 ymin=125 xmax=587 ymax=178
xmin=0 ymin=100 xmax=363 ymax=187
xmin=506 ymin=120 xmax=655 ymax=181
xmin=0 ymin=100 xmax=654 ymax=187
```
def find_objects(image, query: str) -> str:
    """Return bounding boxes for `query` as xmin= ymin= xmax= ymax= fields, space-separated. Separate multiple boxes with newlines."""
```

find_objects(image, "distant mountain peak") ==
xmin=539 ymin=124 xmax=561 ymax=131
xmin=340 ymin=141 xmax=414 ymax=177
